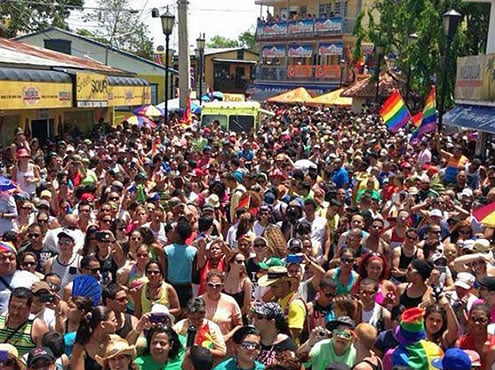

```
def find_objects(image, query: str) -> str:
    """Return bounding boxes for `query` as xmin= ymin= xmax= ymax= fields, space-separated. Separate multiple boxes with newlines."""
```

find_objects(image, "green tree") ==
xmin=83 ymin=0 xmax=155 ymax=60
xmin=354 ymin=0 xmax=489 ymax=108
xmin=0 ymin=0 xmax=84 ymax=37
xmin=238 ymin=29 xmax=256 ymax=51
xmin=207 ymin=35 xmax=239 ymax=48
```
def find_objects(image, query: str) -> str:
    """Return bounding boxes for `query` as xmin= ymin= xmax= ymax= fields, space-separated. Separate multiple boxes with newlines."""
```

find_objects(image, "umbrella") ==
xmin=133 ymin=104 xmax=164 ymax=117
xmin=123 ymin=114 xmax=157 ymax=128
xmin=473 ymin=201 xmax=495 ymax=227
xmin=191 ymin=102 xmax=201 ymax=114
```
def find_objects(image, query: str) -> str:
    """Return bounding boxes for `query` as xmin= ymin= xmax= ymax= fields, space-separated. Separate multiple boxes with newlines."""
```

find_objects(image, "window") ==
xmin=318 ymin=3 xmax=332 ymax=17
xmin=44 ymin=39 xmax=71 ymax=55
xmin=150 ymin=84 xmax=158 ymax=105
xmin=237 ymin=50 xmax=244 ymax=60
xmin=334 ymin=1 xmax=349 ymax=17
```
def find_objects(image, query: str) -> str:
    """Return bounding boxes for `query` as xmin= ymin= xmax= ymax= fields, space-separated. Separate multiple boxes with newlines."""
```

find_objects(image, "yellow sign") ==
xmin=223 ymin=93 xmax=245 ymax=102
xmin=108 ymin=85 xmax=151 ymax=107
xmin=456 ymin=54 xmax=495 ymax=103
xmin=76 ymin=72 xmax=108 ymax=107
xmin=0 ymin=80 xmax=72 ymax=110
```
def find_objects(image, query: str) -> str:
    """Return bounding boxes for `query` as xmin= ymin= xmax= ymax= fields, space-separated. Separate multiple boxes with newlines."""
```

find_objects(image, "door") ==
xmin=31 ymin=119 xmax=54 ymax=143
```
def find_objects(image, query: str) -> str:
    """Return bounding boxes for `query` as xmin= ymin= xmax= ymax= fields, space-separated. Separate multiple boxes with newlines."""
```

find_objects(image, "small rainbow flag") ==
xmin=379 ymin=90 xmax=412 ymax=133
xmin=410 ymin=86 xmax=438 ymax=143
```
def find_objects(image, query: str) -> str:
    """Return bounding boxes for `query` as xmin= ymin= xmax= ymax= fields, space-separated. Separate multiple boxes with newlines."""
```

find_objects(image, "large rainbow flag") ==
xmin=379 ymin=90 xmax=412 ymax=133
xmin=410 ymin=85 xmax=437 ymax=143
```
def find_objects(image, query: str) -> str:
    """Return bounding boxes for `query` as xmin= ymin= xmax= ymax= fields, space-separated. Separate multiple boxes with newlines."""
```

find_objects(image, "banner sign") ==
xmin=318 ymin=42 xmax=344 ymax=56
xmin=314 ymin=17 xmax=342 ymax=33
xmin=262 ymin=45 xmax=286 ymax=58
xmin=0 ymin=81 xmax=72 ymax=110
xmin=287 ymin=65 xmax=313 ymax=78
xmin=288 ymin=19 xmax=314 ymax=34
xmin=76 ymin=72 xmax=108 ymax=108
xmin=256 ymin=21 xmax=288 ymax=37
xmin=288 ymin=44 xmax=313 ymax=58
xmin=315 ymin=65 xmax=341 ymax=79
xmin=108 ymin=85 xmax=151 ymax=107
xmin=455 ymin=54 xmax=495 ymax=103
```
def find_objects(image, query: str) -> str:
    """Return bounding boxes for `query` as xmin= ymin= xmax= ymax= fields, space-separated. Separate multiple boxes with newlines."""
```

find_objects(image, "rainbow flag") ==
xmin=410 ymin=86 xmax=437 ymax=143
xmin=412 ymin=112 xmax=423 ymax=128
xmin=379 ymin=90 xmax=412 ymax=132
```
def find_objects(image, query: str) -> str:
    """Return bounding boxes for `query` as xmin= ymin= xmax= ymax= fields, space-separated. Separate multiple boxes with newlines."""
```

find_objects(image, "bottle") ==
xmin=186 ymin=325 xmax=197 ymax=348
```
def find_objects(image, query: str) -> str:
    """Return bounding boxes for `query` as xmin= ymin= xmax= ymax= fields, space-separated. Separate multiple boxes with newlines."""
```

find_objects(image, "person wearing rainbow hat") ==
xmin=383 ymin=307 xmax=443 ymax=370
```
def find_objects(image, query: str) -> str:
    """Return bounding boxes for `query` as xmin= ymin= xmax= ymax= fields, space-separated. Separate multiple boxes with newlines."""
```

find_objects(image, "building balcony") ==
xmin=255 ymin=16 xmax=356 ymax=40
xmin=256 ymin=65 xmax=342 ymax=82
xmin=213 ymin=79 xmax=248 ymax=93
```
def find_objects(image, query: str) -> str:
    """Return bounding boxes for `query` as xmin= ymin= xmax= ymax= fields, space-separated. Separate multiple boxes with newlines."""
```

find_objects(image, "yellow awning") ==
xmin=307 ymin=88 xmax=352 ymax=107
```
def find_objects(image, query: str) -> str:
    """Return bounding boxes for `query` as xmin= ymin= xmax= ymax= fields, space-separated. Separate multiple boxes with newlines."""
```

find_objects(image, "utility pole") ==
xmin=178 ymin=0 xmax=190 ymax=109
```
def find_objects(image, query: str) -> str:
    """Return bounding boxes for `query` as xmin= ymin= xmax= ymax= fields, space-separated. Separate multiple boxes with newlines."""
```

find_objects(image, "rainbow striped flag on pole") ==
xmin=410 ymin=86 xmax=437 ymax=143
xmin=379 ymin=90 xmax=412 ymax=133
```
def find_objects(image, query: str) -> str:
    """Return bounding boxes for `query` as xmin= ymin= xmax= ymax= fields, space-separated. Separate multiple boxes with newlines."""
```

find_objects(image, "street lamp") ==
xmin=196 ymin=33 xmax=206 ymax=102
xmin=339 ymin=58 xmax=346 ymax=88
xmin=405 ymin=32 xmax=418 ymax=107
xmin=375 ymin=44 xmax=384 ymax=103
xmin=160 ymin=7 xmax=175 ymax=125
xmin=438 ymin=9 xmax=461 ymax=132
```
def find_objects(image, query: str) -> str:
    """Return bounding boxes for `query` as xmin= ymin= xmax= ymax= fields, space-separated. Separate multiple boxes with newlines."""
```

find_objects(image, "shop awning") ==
xmin=108 ymin=76 xmax=149 ymax=86
xmin=443 ymin=104 xmax=495 ymax=134
xmin=107 ymin=76 xmax=151 ymax=107
xmin=0 ymin=67 xmax=71 ymax=83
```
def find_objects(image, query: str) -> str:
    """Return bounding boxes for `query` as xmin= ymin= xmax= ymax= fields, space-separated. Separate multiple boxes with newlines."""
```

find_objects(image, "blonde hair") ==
xmin=355 ymin=323 xmax=377 ymax=348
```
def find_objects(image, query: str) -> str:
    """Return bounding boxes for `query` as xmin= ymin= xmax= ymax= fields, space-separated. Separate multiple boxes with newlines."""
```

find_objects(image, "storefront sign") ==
xmin=288 ymin=19 xmax=314 ymax=34
xmin=314 ymin=17 xmax=342 ymax=33
xmin=262 ymin=45 xmax=286 ymax=58
xmin=288 ymin=45 xmax=313 ymax=58
xmin=76 ymin=72 xmax=108 ymax=108
xmin=0 ymin=81 xmax=72 ymax=110
xmin=318 ymin=42 xmax=344 ymax=56
xmin=223 ymin=93 xmax=245 ymax=102
xmin=287 ymin=65 xmax=313 ymax=78
xmin=108 ymin=85 xmax=151 ymax=107
xmin=455 ymin=54 xmax=495 ymax=102
xmin=315 ymin=65 xmax=341 ymax=79
xmin=256 ymin=21 xmax=288 ymax=37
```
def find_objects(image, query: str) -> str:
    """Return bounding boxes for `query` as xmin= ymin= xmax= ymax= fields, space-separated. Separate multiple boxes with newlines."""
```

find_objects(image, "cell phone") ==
xmin=0 ymin=350 xmax=8 ymax=363
xmin=286 ymin=254 xmax=303 ymax=264
xmin=95 ymin=231 xmax=108 ymax=241
xmin=39 ymin=293 xmax=55 ymax=303
xmin=150 ymin=313 xmax=170 ymax=326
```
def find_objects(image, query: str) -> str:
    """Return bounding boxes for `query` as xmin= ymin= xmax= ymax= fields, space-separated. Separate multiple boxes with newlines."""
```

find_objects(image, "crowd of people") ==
xmin=0 ymin=103 xmax=493 ymax=370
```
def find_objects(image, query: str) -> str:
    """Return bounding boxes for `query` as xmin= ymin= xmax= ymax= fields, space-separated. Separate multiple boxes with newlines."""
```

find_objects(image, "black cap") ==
xmin=326 ymin=316 xmax=356 ymax=331
xmin=27 ymin=347 xmax=55 ymax=367
xmin=480 ymin=276 xmax=495 ymax=291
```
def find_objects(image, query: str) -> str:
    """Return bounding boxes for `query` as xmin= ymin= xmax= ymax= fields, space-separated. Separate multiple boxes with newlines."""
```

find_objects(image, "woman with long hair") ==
xmin=325 ymin=248 xmax=359 ymax=295
xmin=355 ymin=251 xmax=392 ymax=305
xmin=82 ymin=225 xmax=100 ymax=256
xmin=223 ymin=250 xmax=253 ymax=319
xmin=423 ymin=302 xmax=459 ymax=350
xmin=96 ymin=336 xmax=138 ymax=370
xmin=135 ymin=326 xmax=184 ymax=370
xmin=12 ymin=148 xmax=39 ymax=196
xmin=397 ymin=259 xmax=433 ymax=309
xmin=443 ymin=220 xmax=474 ymax=247
xmin=70 ymin=306 xmax=118 ymax=370
xmin=134 ymin=261 xmax=180 ymax=318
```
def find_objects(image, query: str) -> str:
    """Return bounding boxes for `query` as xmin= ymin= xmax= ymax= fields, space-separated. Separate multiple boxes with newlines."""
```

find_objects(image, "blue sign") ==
xmin=288 ymin=19 xmax=314 ymax=34
xmin=288 ymin=44 xmax=314 ymax=58
xmin=256 ymin=21 xmax=288 ymax=37
xmin=314 ymin=17 xmax=342 ymax=33
xmin=318 ymin=42 xmax=344 ymax=56
xmin=444 ymin=104 xmax=495 ymax=134
xmin=262 ymin=45 xmax=286 ymax=58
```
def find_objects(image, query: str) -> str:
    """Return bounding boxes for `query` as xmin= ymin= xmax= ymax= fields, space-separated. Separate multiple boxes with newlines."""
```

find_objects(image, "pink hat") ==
xmin=16 ymin=149 xmax=30 ymax=159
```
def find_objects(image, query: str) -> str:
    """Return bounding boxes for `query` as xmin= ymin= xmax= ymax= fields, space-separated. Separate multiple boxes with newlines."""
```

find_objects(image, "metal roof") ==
xmin=0 ymin=38 xmax=126 ymax=75
xmin=341 ymin=71 xmax=405 ymax=98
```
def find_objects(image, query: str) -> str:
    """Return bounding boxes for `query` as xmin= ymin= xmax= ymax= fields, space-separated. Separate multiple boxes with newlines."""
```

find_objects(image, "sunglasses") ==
xmin=146 ymin=270 xmax=161 ymax=275
xmin=234 ymin=259 xmax=245 ymax=264
xmin=28 ymin=233 xmax=41 ymax=239
xmin=340 ymin=257 xmax=354 ymax=264
xmin=359 ymin=289 xmax=377 ymax=296
xmin=90 ymin=268 xmax=101 ymax=274
xmin=37 ymin=219 xmax=48 ymax=223
xmin=21 ymin=206 xmax=32 ymax=210
xmin=240 ymin=341 xmax=260 ymax=350
xmin=101 ymin=208 xmax=112 ymax=212
xmin=109 ymin=197 xmax=119 ymax=201
xmin=254 ymin=244 xmax=267 ymax=249
xmin=470 ymin=317 xmax=489 ymax=324
xmin=323 ymin=291 xmax=336 ymax=298
xmin=102 ymin=219 xmax=112 ymax=224
xmin=131 ymin=237 xmax=142 ymax=241
xmin=22 ymin=261 xmax=36 ymax=267
xmin=48 ymin=282 xmax=61 ymax=291
xmin=207 ymin=282 xmax=223 ymax=289
xmin=334 ymin=329 xmax=353 ymax=340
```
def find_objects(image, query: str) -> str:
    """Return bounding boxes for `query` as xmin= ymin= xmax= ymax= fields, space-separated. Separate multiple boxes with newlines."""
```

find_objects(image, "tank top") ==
xmin=127 ymin=264 xmax=147 ymax=312
xmin=16 ymin=163 xmax=36 ymax=195
xmin=399 ymin=284 xmax=424 ymax=309
xmin=390 ymin=228 xmax=405 ymax=249
xmin=115 ymin=313 xmax=133 ymax=339
xmin=223 ymin=288 xmax=245 ymax=310
xmin=352 ymin=359 xmax=383 ymax=370
xmin=84 ymin=348 xmax=102 ymax=370
xmin=51 ymin=254 xmax=82 ymax=292
xmin=396 ymin=247 xmax=418 ymax=283
xmin=0 ymin=313 xmax=35 ymax=356
xmin=140 ymin=282 xmax=170 ymax=314
xmin=332 ymin=268 xmax=358 ymax=295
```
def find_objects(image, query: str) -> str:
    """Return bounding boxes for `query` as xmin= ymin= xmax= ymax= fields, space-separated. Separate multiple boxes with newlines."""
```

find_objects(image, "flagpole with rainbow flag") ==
xmin=410 ymin=85 xmax=437 ymax=144
xmin=379 ymin=90 xmax=412 ymax=133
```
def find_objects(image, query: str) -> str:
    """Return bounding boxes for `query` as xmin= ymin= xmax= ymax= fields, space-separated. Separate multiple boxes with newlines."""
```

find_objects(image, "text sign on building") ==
xmin=318 ymin=42 xmax=344 ymax=56
xmin=76 ymin=72 xmax=108 ymax=108
xmin=288 ymin=44 xmax=313 ymax=58
xmin=455 ymin=54 xmax=495 ymax=103
xmin=262 ymin=45 xmax=286 ymax=58
xmin=256 ymin=21 xmax=288 ymax=37
xmin=288 ymin=19 xmax=314 ymax=34
xmin=0 ymin=81 xmax=72 ymax=110
xmin=314 ymin=17 xmax=342 ymax=33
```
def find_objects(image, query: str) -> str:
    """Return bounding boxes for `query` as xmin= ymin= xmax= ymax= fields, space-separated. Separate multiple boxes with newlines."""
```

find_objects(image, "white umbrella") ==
xmin=294 ymin=159 xmax=317 ymax=172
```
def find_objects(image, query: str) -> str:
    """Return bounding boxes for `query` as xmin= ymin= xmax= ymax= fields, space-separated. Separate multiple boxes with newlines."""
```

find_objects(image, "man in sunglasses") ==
xmin=297 ymin=316 xmax=356 ymax=370
xmin=18 ymin=223 xmax=58 ymax=273
xmin=306 ymin=278 xmax=337 ymax=331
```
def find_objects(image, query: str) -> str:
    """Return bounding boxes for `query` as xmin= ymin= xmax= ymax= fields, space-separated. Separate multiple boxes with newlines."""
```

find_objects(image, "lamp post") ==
xmin=405 ymin=32 xmax=418 ymax=108
xmin=196 ymin=34 xmax=206 ymax=102
xmin=438 ymin=9 xmax=461 ymax=132
xmin=339 ymin=58 xmax=346 ymax=88
xmin=375 ymin=44 xmax=384 ymax=103
xmin=160 ymin=7 xmax=175 ymax=125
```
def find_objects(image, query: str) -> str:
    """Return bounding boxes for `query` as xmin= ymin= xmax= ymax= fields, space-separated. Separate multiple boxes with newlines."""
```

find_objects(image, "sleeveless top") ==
xmin=115 ymin=313 xmax=133 ymax=339
xmin=390 ymin=228 xmax=405 ymax=249
xmin=332 ymin=268 xmax=358 ymax=295
xmin=352 ymin=358 xmax=383 ymax=370
xmin=396 ymin=247 xmax=418 ymax=283
xmin=16 ymin=163 xmax=36 ymax=195
xmin=140 ymin=282 xmax=170 ymax=314
xmin=0 ymin=313 xmax=35 ymax=356
xmin=51 ymin=254 xmax=82 ymax=291
xmin=84 ymin=348 xmax=102 ymax=370
xmin=399 ymin=284 xmax=424 ymax=309
xmin=223 ymin=289 xmax=245 ymax=310
xmin=127 ymin=264 xmax=147 ymax=312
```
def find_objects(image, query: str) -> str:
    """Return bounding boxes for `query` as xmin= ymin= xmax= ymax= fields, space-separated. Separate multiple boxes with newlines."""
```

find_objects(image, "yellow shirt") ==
xmin=278 ymin=291 xmax=306 ymax=330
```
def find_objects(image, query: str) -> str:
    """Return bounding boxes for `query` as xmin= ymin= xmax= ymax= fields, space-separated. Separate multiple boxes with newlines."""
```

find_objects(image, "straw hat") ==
xmin=0 ymin=343 xmax=25 ymax=369
xmin=95 ymin=335 xmax=136 ymax=366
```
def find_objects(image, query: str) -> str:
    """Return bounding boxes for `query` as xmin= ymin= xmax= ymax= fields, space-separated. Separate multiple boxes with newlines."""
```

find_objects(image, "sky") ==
xmin=68 ymin=0 xmax=263 ymax=50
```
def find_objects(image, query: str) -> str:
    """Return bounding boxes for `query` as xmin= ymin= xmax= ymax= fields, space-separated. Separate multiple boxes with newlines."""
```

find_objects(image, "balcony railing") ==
xmin=256 ymin=65 xmax=342 ymax=82
xmin=255 ymin=16 xmax=356 ymax=40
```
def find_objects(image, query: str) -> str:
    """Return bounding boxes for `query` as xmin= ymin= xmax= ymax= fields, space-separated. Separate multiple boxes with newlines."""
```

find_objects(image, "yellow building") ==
xmin=252 ymin=0 xmax=376 ymax=100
